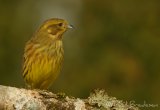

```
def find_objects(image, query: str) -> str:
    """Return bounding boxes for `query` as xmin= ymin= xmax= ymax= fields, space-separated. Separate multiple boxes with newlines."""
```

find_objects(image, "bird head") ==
xmin=36 ymin=18 xmax=72 ymax=40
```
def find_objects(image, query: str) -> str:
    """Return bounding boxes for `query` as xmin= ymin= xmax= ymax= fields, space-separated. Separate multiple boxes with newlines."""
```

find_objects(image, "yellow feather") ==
xmin=22 ymin=18 xmax=70 ymax=89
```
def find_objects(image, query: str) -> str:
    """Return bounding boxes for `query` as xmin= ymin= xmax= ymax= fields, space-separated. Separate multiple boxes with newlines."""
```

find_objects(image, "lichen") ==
xmin=88 ymin=89 xmax=139 ymax=110
xmin=74 ymin=98 xmax=86 ymax=110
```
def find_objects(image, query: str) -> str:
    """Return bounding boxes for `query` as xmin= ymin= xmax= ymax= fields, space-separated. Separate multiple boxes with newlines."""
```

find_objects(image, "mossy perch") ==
xmin=0 ymin=85 xmax=139 ymax=110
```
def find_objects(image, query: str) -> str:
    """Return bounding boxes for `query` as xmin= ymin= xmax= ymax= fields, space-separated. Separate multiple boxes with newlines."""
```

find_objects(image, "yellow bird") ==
xmin=22 ymin=18 xmax=72 ymax=89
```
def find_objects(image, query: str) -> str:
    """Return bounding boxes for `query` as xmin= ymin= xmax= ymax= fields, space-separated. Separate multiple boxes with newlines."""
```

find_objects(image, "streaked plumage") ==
xmin=22 ymin=18 xmax=72 ymax=89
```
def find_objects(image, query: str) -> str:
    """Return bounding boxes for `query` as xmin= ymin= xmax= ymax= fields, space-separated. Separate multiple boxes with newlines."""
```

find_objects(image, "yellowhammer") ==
xmin=22 ymin=18 xmax=72 ymax=89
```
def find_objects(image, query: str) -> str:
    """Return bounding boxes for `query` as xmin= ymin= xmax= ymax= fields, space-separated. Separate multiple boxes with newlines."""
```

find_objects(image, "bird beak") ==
xmin=67 ymin=24 xmax=73 ymax=29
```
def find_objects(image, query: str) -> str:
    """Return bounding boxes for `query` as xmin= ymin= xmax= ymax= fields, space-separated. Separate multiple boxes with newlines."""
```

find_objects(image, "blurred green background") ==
xmin=0 ymin=0 xmax=159 ymax=109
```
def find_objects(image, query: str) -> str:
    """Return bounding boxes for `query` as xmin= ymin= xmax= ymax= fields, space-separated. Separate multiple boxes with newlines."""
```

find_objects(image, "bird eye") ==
xmin=58 ymin=23 xmax=63 ymax=27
